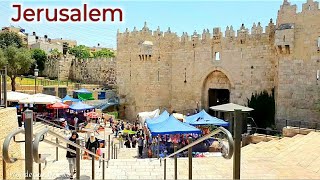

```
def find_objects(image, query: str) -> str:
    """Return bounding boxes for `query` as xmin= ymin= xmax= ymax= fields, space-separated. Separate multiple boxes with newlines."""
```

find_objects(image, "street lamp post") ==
xmin=34 ymin=64 xmax=39 ymax=94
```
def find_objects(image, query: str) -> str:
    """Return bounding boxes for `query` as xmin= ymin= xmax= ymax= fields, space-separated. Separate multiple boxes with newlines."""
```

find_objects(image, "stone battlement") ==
xmin=118 ymin=20 xmax=275 ymax=40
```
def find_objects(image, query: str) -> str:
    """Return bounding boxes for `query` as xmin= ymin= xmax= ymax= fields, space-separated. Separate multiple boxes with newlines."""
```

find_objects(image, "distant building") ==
xmin=29 ymin=41 xmax=63 ymax=54
xmin=1 ymin=26 xmax=28 ymax=45
xmin=50 ymin=38 xmax=77 ymax=48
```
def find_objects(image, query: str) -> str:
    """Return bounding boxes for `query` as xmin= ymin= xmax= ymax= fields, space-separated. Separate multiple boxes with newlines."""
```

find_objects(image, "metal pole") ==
xmin=233 ymin=109 xmax=242 ymax=180
xmin=115 ymin=147 xmax=117 ymax=159
xmin=76 ymin=139 xmax=80 ymax=180
xmin=188 ymin=137 xmax=193 ymax=180
xmin=56 ymin=138 xmax=59 ymax=161
xmin=25 ymin=109 xmax=33 ymax=179
xmin=91 ymin=147 xmax=95 ymax=180
xmin=108 ymin=135 xmax=111 ymax=160
xmin=102 ymin=153 xmax=105 ymax=180
xmin=174 ymin=145 xmax=177 ymax=180
xmin=3 ymin=67 xmax=7 ymax=108
xmin=3 ymin=159 xmax=6 ymax=180
xmin=35 ymin=76 xmax=36 ymax=94
xmin=164 ymin=159 xmax=166 ymax=180
xmin=111 ymin=141 xmax=113 ymax=159
xmin=39 ymin=154 xmax=41 ymax=180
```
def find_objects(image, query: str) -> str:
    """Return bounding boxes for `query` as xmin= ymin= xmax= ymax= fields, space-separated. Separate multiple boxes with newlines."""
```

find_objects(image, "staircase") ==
xmin=15 ymin=123 xmax=320 ymax=179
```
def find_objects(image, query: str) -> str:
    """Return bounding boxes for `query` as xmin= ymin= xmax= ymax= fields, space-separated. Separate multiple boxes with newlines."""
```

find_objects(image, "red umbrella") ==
xmin=87 ymin=111 xmax=98 ymax=119
xmin=47 ymin=102 xmax=69 ymax=109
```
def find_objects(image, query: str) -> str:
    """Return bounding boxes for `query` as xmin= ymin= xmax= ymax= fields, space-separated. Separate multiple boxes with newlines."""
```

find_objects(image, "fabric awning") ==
xmin=78 ymin=93 xmax=94 ymax=100
xmin=146 ymin=110 xmax=169 ymax=127
xmin=74 ymin=88 xmax=91 ymax=94
xmin=47 ymin=102 xmax=69 ymax=109
xmin=61 ymin=95 xmax=80 ymax=102
xmin=148 ymin=115 xmax=201 ymax=136
xmin=69 ymin=101 xmax=94 ymax=111
xmin=19 ymin=93 xmax=61 ymax=104
xmin=210 ymin=103 xmax=254 ymax=112
xmin=138 ymin=109 xmax=160 ymax=124
xmin=7 ymin=91 xmax=31 ymax=102
xmin=185 ymin=110 xmax=229 ymax=127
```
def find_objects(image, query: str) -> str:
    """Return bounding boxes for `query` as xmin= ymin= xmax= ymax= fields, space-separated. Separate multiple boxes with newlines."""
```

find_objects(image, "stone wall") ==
xmin=117 ymin=21 xmax=276 ymax=119
xmin=0 ymin=108 xmax=23 ymax=179
xmin=117 ymin=0 xmax=320 ymax=127
xmin=43 ymin=56 xmax=116 ymax=86
xmin=275 ymin=0 xmax=320 ymax=127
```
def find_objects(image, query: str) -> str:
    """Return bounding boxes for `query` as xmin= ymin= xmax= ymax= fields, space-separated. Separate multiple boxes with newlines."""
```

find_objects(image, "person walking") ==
xmin=85 ymin=133 xmax=100 ymax=158
xmin=137 ymin=136 xmax=144 ymax=158
xmin=66 ymin=131 xmax=78 ymax=179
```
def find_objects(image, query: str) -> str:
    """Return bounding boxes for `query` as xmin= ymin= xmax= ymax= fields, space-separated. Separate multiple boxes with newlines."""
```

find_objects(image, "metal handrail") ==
xmin=2 ymin=128 xmax=25 ymax=163
xmin=32 ymin=128 xmax=109 ymax=163
xmin=33 ymin=129 xmax=50 ymax=163
xmin=36 ymin=116 xmax=75 ymax=130
xmin=162 ymin=127 xmax=234 ymax=161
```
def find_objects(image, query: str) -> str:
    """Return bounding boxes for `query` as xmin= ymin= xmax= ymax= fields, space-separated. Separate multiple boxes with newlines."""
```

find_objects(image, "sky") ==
xmin=0 ymin=0 xmax=306 ymax=49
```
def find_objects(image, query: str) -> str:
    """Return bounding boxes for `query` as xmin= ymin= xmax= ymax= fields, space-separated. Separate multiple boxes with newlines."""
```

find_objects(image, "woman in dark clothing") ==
xmin=85 ymin=133 xmax=100 ymax=157
xmin=66 ymin=131 xmax=78 ymax=179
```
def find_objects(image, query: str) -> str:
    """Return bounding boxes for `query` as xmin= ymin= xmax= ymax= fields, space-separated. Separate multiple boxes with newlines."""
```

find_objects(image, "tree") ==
xmin=93 ymin=48 xmax=115 ymax=58
xmin=68 ymin=45 xmax=91 ymax=59
xmin=31 ymin=49 xmax=47 ymax=73
xmin=50 ymin=48 xmax=62 ymax=57
xmin=0 ymin=31 xmax=24 ymax=48
xmin=0 ymin=46 xmax=35 ymax=91
xmin=247 ymin=89 xmax=275 ymax=129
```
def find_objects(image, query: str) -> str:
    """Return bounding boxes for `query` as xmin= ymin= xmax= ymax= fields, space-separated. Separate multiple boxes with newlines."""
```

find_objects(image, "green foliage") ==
xmin=31 ymin=49 xmax=47 ymax=72
xmin=93 ymin=48 xmax=115 ymax=58
xmin=50 ymin=48 xmax=62 ymax=57
xmin=68 ymin=45 xmax=91 ymax=59
xmin=0 ymin=31 xmax=23 ymax=48
xmin=0 ymin=46 xmax=35 ymax=91
xmin=247 ymin=89 xmax=275 ymax=128
xmin=0 ymin=49 xmax=6 ymax=67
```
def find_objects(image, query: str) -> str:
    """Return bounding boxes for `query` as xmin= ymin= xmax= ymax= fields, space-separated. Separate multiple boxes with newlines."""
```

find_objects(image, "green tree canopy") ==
xmin=68 ymin=45 xmax=91 ymax=59
xmin=0 ymin=31 xmax=24 ymax=48
xmin=50 ymin=48 xmax=62 ymax=57
xmin=0 ymin=46 xmax=35 ymax=91
xmin=93 ymin=48 xmax=115 ymax=58
xmin=247 ymin=89 xmax=275 ymax=129
xmin=31 ymin=49 xmax=47 ymax=73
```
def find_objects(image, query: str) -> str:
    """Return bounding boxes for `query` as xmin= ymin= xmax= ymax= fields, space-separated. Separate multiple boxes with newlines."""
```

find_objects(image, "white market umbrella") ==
xmin=7 ymin=91 xmax=31 ymax=102
xmin=19 ymin=93 xmax=61 ymax=104
xmin=210 ymin=103 xmax=254 ymax=112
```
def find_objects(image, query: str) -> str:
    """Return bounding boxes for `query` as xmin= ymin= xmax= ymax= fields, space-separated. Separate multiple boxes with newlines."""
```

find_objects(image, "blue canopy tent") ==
xmin=146 ymin=110 xmax=170 ymax=128
xmin=69 ymin=101 xmax=94 ymax=111
xmin=74 ymin=88 xmax=91 ymax=94
xmin=185 ymin=110 xmax=229 ymax=127
xmin=61 ymin=95 xmax=80 ymax=102
xmin=148 ymin=115 xmax=201 ymax=136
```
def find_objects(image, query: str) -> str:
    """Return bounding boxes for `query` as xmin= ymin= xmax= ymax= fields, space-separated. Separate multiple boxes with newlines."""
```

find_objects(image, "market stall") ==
xmin=137 ymin=109 xmax=160 ymax=125
xmin=185 ymin=110 xmax=229 ymax=127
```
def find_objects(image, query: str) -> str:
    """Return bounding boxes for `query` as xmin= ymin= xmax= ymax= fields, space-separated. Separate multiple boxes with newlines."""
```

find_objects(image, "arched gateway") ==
xmin=201 ymin=69 xmax=233 ymax=117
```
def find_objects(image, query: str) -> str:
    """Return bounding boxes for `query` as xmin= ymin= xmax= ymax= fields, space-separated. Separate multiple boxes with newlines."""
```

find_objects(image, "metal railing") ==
xmin=283 ymin=119 xmax=319 ymax=132
xmin=250 ymin=127 xmax=282 ymax=139
xmin=2 ymin=109 xmax=117 ymax=180
xmin=36 ymin=116 xmax=75 ymax=131
xmin=160 ymin=127 xmax=234 ymax=180
xmin=2 ymin=128 xmax=25 ymax=163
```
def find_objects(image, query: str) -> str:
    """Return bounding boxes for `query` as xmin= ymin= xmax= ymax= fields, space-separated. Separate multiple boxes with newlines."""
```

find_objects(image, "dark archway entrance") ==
xmin=208 ymin=88 xmax=230 ymax=118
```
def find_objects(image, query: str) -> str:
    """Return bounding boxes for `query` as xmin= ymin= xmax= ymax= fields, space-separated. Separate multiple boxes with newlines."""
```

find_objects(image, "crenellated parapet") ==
xmin=118 ymin=20 xmax=276 ymax=51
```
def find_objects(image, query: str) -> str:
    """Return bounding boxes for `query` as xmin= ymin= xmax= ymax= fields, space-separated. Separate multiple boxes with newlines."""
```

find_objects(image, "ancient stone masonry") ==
xmin=43 ymin=56 xmax=116 ymax=86
xmin=117 ymin=0 xmax=320 ymax=128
